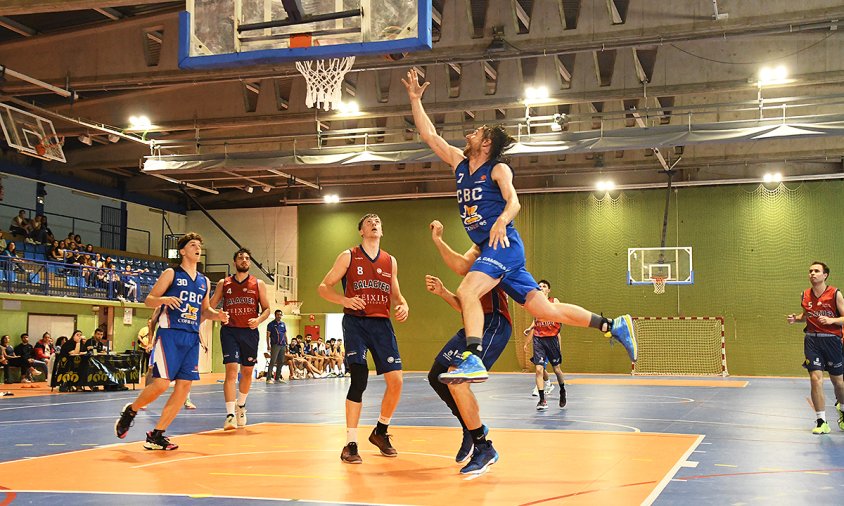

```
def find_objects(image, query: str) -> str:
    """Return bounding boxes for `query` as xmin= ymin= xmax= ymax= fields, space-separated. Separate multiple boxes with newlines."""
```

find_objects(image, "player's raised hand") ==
xmin=402 ymin=68 xmax=429 ymax=100
xmin=425 ymin=274 xmax=445 ymax=295
xmin=430 ymin=220 xmax=444 ymax=240
xmin=394 ymin=303 xmax=409 ymax=322
xmin=488 ymin=219 xmax=510 ymax=250
xmin=343 ymin=295 xmax=366 ymax=311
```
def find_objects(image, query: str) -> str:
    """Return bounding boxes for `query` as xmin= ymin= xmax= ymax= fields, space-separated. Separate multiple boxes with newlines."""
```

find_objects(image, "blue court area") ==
xmin=2 ymin=373 xmax=844 ymax=505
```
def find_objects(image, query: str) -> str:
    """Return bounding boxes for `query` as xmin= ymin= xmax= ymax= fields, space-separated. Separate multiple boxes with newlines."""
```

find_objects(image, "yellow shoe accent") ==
xmin=812 ymin=421 xmax=831 ymax=435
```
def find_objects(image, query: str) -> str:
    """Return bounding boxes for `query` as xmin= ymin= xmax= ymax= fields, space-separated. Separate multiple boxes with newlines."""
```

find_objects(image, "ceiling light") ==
xmin=763 ymin=172 xmax=782 ymax=183
xmin=524 ymin=86 xmax=549 ymax=102
xmin=143 ymin=158 xmax=166 ymax=171
xmin=128 ymin=115 xmax=152 ymax=130
xmin=323 ymin=194 xmax=340 ymax=204
xmin=596 ymin=180 xmax=616 ymax=192
xmin=336 ymin=101 xmax=361 ymax=116
xmin=262 ymin=185 xmax=271 ymax=192
xmin=758 ymin=66 xmax=788 ymax=85
xmin=107 ymin=134 xmax=120 ymax=143
xmin=78 ymin=134 xmax=92 ymax=146
xmin=244 ymin=186 xmax=254 ymax=193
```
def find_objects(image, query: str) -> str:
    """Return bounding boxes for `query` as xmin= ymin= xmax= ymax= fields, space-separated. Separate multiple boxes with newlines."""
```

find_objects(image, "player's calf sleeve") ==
xmin=346 ymin=363 xmax=369 ymax=402
xmin=589 ymin=314 xmax=610 ymax=333
xmin=428 ymin=363 xmax=467 ymax=429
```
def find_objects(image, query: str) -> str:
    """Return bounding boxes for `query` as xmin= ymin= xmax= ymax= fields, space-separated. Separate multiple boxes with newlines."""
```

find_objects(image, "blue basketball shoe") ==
xmin=438 ymin=352 xmax=488 ymax=384
xmin=607 ymin=314 xmax=638 ymax=362
xmin=459 ymin=440 xmax=499 ymax=475
xmin=456 ymin=425 xmax=489 ymax=463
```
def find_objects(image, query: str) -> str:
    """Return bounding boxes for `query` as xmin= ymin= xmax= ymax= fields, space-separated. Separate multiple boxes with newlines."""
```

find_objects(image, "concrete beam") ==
xmin=0 ymin=0 xmax=165 ymax=15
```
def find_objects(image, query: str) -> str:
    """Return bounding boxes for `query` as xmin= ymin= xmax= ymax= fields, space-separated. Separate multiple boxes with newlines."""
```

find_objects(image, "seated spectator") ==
xmin=37 ymin=215 xmax=54 ymax=244
xmin=303 ymin=334 xmax=326 ymax=373
xmin=48 ymin=240 xmax=63 ymax=262
xmin=54 ymin=335 xmax=68 ymax=351
xmin=288 ymin=336 xmax=325 ymax=379
xmin=85 ymin=244 xmax=94 ymax=254
xmin=73 ymin=234 xmax=82 ymax=245
xmin=60 ymin=330 xmax=85 ymax=356
xmin=65 ymin=232 xmax=74 ymax=243
xmin=14 ymin=333 xmax=47 ymax=383
xmin=28 ymin=218 xmax=49 ymax=244
xmin=9 ymin=210 xmax=30 ymax=236
xmin=122 ymin=268 xmax=139 ymax=302
xmin=2 ymin=242 xmax=24 ymax=274
xmin=85 ymin=328 xmax=108 ymax=355
xmin=34 ymin=332 xmax=56 ymax=380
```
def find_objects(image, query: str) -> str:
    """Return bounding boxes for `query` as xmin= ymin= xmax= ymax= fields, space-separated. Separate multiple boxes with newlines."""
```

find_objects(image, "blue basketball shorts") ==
xmin=530 ymin=335 xmax=562 ymax=367
xmin=469 ymin=228 xmax=540 ymax=305
xmin=435 ymin=312 xmax=512 ymax=370
xmin=803 ymin=333 xmax=844 ymax=375
xmin=221 ymin=326 xmax=260 ymax=366
xmin=151 ymin=328 xmax=200 ymax=381
xmin=343 ymin=314 xmax=402 ymax=375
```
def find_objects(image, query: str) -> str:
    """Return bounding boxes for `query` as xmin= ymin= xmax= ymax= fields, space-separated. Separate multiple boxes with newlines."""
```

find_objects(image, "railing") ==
xmin=0 ymin=203 xmax=152 ymax=254
xmin=0 ymin=257 xmax=156 ymax=302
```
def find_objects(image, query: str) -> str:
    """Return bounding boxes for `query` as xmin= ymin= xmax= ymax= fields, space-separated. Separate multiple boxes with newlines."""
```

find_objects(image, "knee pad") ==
xmin=346 ymin=363 xmax=369 ymax=402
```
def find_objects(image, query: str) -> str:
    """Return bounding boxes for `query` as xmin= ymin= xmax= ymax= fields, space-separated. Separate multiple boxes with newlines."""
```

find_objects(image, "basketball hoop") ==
xmin=35 ymin=135 xmax=64 ymax=159
xmin=295 ymin=56 xmax=355 ymax=111
xmin=652 ymin=276 xmax=667 ymax=294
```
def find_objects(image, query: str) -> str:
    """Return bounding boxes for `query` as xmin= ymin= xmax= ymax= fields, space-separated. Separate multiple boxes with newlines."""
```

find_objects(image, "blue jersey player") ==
xmin=404 ymin=68 xmax=637 ymax=391
xmin=115 ymin=233 xmax=229 ymax=450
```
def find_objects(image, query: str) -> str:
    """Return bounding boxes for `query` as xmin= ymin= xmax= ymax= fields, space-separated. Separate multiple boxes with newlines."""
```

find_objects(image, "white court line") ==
xmin=641 ymin=434 xmax=705 ymax=506
xmin=0 ymin=489 xmax=417 ymax=506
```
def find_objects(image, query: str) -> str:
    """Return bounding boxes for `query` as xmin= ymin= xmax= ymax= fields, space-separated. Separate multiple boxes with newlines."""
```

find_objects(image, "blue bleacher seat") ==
xmin=67 ymin=276 xmax=77 ymax=287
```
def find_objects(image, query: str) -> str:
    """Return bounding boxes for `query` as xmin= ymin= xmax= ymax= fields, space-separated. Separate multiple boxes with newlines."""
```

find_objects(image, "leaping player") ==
xmin=210 ymin=248 xmax=271 ymax=431
xmin=403 ymin=68 xmax=637 ymax=386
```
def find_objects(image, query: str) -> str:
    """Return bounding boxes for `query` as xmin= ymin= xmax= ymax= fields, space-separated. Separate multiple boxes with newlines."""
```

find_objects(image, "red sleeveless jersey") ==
xmin=482 ymin=287 xmax=511 ymax=324
xmin=343 ymin=246 xmax=393 ymax=318
xmin=802 ymin=286 xmax=843 ymax=337
xmin=221 ymin=274 xmax=260 ymax=328
xmin=533 ymin=295 xmax=562 ymax=337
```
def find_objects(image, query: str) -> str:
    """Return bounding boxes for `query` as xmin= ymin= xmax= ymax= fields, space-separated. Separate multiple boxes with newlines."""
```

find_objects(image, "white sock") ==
xmin=378 ymin=415 xmax=391 ymax=425
xmin=226 ymin=401 xmax=235 ymax=415
xmin=347 ymin=428 xmax=357 ymax=444
xmin=816 ymin=411 xmax=826 ymax=421
xmin=545 ymin=379 xmax=551 ymax=386
xmin=237 ymin=392 xmax=248 ymax=406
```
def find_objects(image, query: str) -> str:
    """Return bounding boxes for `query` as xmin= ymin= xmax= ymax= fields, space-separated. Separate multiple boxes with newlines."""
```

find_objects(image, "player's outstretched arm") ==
xmin=430 ymin=220 xmax=480 ymax=276
xmin=318 ymin=250 xmax=366 ymax=311
xmin=425 ymin=274 xmax=462 ymax=313
xmin=402 ymin=68 xmax=464 ymax=170
xmin=390 ymin=256 xmax=409 ymax=322
xmin=144 ymin=268 xmax=181 ymax=310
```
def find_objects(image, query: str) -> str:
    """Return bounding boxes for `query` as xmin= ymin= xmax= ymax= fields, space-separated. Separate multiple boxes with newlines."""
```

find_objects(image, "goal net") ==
xmin=632 ymin=317 xmax=727 ymax=376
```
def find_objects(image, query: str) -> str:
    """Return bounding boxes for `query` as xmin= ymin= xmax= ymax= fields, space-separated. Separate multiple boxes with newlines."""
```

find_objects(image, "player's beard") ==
xmin=235 ymin=264 xmax=249 ymax=273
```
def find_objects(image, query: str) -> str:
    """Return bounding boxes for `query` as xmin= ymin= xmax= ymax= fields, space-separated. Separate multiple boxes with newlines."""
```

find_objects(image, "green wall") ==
xmin=299 ymin=181 xmax=844 ymax=376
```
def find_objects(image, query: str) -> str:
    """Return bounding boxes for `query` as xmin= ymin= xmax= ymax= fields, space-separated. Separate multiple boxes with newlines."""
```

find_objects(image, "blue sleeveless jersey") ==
xmin=455 ymin=158 xmax=515 ymax=244
xmin=157 ymin=266 xmax=209 ymax=333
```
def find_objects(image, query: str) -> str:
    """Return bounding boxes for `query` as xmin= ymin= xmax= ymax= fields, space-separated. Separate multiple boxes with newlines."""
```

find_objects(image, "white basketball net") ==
xmin=652 ymin=277 xmax=667 ymax=294
xmin=295 ymin=56 xmax=355 ymax=111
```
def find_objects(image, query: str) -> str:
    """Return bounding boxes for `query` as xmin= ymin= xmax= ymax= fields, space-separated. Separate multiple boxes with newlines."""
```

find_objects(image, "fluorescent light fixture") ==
xmin=262 ymin=185 xmax=271 ymax=192
xmin=596 ymin=180 xmax=616 ymax=192
xmin=107 ymin=134 xmax=120 ymax=143
xmin=128 ymin=115 xmax=152 ymax=130
xmin=143 ymin=158 xmax=167 ymax=171
xmin=763 ymin=172 xmax=782 ymax=183
xmin=244 ymin=186 xmax=254 ymax=194
xmin=77 ymin=134 xmax=93 ymax=146
xmin=323 ymin=194 xmax=340 ymax=204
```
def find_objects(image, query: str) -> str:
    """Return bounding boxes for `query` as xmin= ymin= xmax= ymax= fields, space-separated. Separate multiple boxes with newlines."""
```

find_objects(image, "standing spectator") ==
xmin=15 ymin=333 xmax=48 ymax=383
xmin=265 ymin=310 xmax=288 ymax=383
xmin=9 ymin=210 xmax=30 ymax=236
xmin=137 ymin=317 xmax=154 ymax=378
xmin=38 ymin=215 xmax=54 ymax=244
xmin=28 ymin=218 xmax=49 ymax=244
xmin=1 ymin=334 xmax=17 ymax=383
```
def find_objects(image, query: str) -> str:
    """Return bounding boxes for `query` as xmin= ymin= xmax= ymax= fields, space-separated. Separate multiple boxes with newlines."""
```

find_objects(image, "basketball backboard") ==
xmin=627 ymin=247 xmax=693 ymax=285
xmin=179 ymin=0 xmax=432 ymax=69
xmin=0 ymin=103 xmax=66 ymax=163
